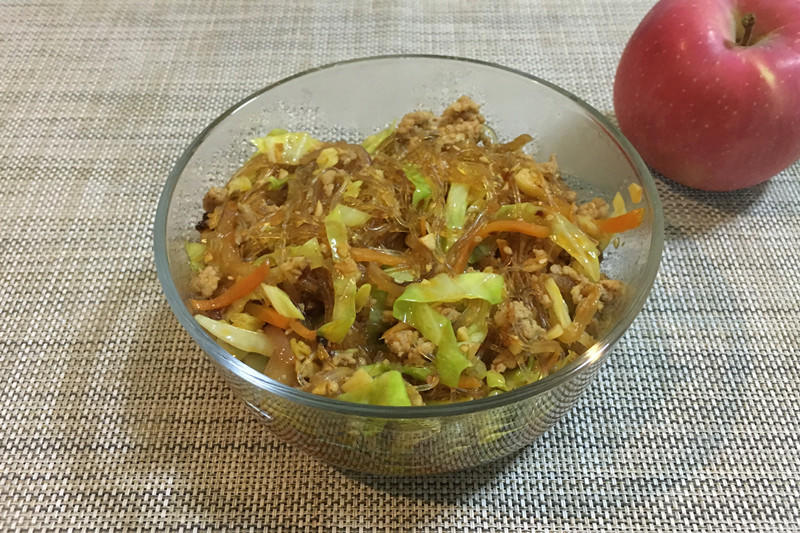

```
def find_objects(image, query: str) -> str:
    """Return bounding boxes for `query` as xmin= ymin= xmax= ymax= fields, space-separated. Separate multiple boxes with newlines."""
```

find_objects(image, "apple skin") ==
xmin=614 ymin=0 xmax=800 ymax=191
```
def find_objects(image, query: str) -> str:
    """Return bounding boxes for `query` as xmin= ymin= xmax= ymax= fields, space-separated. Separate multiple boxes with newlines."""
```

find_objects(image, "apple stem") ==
xmin=737 ymin=13 xmax=756 ymax=46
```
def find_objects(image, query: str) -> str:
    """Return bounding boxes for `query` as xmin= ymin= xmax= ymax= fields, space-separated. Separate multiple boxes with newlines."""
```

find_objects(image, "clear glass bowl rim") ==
xmin=153 ymin=54 xmax=664 ymax=420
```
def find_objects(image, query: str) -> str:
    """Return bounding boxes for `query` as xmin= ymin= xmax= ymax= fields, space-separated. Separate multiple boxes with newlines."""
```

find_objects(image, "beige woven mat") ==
xmin=2 ymin=1 xmax=798 ymax=530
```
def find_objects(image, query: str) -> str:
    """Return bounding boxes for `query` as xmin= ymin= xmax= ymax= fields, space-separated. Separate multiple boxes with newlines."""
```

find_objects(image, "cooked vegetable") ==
xmin=288 ymin=320 xmax=317 ymax=341
xmin=195 ymin=315 xmax=273 ymax=356
xmin=268 ymin=238 xmax=325 ymax=270
xmin=252 ymin=130 xmax=322 ymax=164
xmin=186 ymin=97 xmax=637 ymax=405
xmin=350 ymin=247 xmax=407 ymax=266
xmin=189 ymin=264 xmax=269 ymax=311
xmin=445 ymin=183 xmax=470 ymax=231
xmin=393 ymin=273 xmax=505 ymax=387
xmin=382 ymin=266 xmax=416 ymax=283
xmin=265 ymin=173 xmax=290 ymax=190
xmin=366 ymin=289 xmax=388 ymax=344
xmin=612 ymin=191 xmax=626 ymax=216
xmin=343 ymin=180 xmax=363 ymax=198
xmin=544 ymin=277 xmax=571 ymax=329
xmin=355 ymin=283 xmax=372 ymax=311
xmin=453 ymin=219 xmax=551 ymax=273
xmin=262 ymin=284 xmax=305 ymax=319
xmin=394 ymin=272 xmax=506 ymax=306
xmin=549 ymin=214 xmax=600 ymax=282
xmin=628 ymin=183 xmax=643 ymax=204
xmin=486 ymin=370 xmax=509 ymax=391
xmin=246 ymin=302 xmax=291 ymax=329
xmin=185 ymin=242 xmax=206 ymax=272
xmin=596 ymin=207 xmax=644 ymax=234
xmin=338 ymin=369 xmax=412 ymax=406
xmin=402 ymin=163 xmax=433 ymax=208
xmin=495 ymin=202 xmax=548 ymax=222
xmin=318 ymin=204 xmax=371 ymax=342
xmin=362 ymin=122 xmax=395 ymax=154
xmin=228 ymin=312 xmax=263 ymax=331
xmin=479 ymin=219 xmax=549 ymax=240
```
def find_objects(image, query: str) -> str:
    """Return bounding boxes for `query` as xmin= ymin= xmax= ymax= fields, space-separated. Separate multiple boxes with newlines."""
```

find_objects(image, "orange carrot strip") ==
xmin=289 ymin=319 xmax=317 ymax=341
xmin=190 ymin=264 xmax=269 ymax=311
xmin=452 ymin=235 xmax=482 ymax=275
xmin=350 ymin=247 xmax=407 ymax=266
xmin=246 ymin=302 xmax=291 ymax=329
xmin=365 ymin=262 xmax=405 ymax=300
xmin=595 ymin=208 xmax=644 ymax=234
xmin=452 ymin=219 xmax=550 ymax=274
xmin=477 ymin=220 xmax=550 ymax=240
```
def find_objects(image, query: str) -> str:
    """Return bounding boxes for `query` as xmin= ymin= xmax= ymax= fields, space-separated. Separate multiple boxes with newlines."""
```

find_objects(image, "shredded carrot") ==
xmin=245 ymin=302 xmax=291 ymax=329
xmin=478 ymin=220 xmax=549 ymax=240
xmin=289 ymin=319 xmax=317 ymax=340
xmin=350 ymin=247 xmax=407 ymax=266
xmin=451 ymin=219 xmax=550 ymax=274
xmin=595 ymin=207 xmax=644 ymax=234
xmin=365 ymin=262 xmax=404 ymax=299
xmin=190 ymin=264 xmax=269 ymax=311
xmin=451 ymin=235 xmax=482 ymax=275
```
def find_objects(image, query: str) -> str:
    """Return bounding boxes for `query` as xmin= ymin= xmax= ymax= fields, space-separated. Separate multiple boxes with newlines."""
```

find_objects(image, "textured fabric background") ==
xmin=2 ymin=1 xmax=799 ymax=531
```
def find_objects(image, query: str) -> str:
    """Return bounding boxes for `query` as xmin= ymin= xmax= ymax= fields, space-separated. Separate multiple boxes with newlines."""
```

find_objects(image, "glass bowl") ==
xmin=154 ymin=55 xmax=663 ymax=475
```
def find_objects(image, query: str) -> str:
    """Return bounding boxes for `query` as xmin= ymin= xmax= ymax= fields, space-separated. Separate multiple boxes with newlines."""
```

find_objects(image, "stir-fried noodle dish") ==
xmin=186 ymin=97 xmax=644 ymax=406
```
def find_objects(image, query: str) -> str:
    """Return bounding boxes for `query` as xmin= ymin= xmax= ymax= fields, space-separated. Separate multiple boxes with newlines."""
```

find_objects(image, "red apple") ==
xmin=614 ymin=0 xmax=800 ymax=191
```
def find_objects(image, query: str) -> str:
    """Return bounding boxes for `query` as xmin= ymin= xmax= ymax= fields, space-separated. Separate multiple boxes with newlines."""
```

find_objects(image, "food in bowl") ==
xmin=186 ymin=96 xmax=644 ymax=407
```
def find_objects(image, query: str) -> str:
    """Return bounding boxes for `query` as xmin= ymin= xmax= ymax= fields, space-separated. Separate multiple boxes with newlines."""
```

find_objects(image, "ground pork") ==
xmin=383 ymin=325 xmax=435 ymax=366
xmin=331 ymin=350 xmax=358 ymax=368
xmin=319 ymin=168 xmax=349 ymax=197
xmin=437 ymin=95 xmax=485 ymax=145
xmin=599 ymin=279 xmax=625 ymax=304
xmin=396 ymin=110 xmax=438 ymax=143
xmin=493 ymin=300 xmax=546 ymax=342
xmin=439 ymin=306 xmax=461 ymax=322
xmin=549 ymin=264 xmax=585 ymax=295
xmin=396 ymin=96 xmax=485 ymax=147
xmin=570 ymin=278 xmax=625 ymax=312
xmin=491 ymin=350 xmax=521 ymax=373
xmin=491 ymin=301 xmax=548 ymax=372
xmin=190 ymin=265 xmax=220 ymax=298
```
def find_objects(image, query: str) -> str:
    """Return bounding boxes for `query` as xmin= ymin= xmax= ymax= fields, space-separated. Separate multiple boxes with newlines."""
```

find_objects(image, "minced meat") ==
xmin=493 ymin=300 xmax=546 ymax=343
xmin=383 ymin=325 xmax=435 ymax=366
xmin=190 ymin=265 xmax=220 ymax=298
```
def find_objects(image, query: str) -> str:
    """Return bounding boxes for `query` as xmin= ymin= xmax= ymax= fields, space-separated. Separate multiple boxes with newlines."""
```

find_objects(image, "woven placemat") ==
xmin=1 ymin=1 xmax=798 ymax=530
